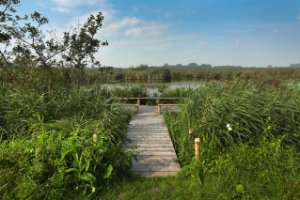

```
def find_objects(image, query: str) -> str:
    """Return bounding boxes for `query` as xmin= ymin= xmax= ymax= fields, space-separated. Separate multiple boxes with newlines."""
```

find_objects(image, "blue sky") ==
xmin=18 ymin=0 xmax=300 ymax=67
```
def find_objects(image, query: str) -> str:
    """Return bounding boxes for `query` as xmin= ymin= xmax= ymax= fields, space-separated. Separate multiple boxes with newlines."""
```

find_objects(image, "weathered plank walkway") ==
xmin=125 ymin=106 xmax=180 ymax=177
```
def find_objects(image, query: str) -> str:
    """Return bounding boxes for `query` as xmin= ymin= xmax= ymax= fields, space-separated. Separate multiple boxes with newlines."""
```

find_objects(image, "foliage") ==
xmin=163 ymin=82 xmax=300 ymax=198
xmin=0 ymin=1 xmax=107 ymax=92
xmin=62 ymin=12 xmax=108 ymax=89
xmin=0 ymin=85 xmax=133 ymax=199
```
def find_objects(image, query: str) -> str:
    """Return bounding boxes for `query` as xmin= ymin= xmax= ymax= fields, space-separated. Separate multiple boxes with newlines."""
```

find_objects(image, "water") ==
xmin=101 ymin=81 xmax=205 ymax=97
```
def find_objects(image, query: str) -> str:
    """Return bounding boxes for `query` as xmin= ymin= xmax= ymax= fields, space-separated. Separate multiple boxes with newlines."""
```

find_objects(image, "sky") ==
xmin=17 ymin=0 xmax=300 ymax=67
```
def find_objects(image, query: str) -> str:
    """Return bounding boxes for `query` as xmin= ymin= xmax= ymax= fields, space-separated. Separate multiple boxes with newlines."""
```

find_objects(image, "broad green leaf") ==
xmin=103 ymin=164 xmax=113 ymax=179
xmin=80 ymin=172 xmax=96 ymax=183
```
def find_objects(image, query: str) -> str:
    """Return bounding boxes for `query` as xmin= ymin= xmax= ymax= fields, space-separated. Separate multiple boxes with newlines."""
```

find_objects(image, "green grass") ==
xmin=99 ymin=175 xmax=206 ymax=200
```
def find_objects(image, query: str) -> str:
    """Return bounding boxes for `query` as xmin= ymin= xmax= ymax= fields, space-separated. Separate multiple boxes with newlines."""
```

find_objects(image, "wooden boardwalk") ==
xmin=125 ymin=106 xmax=180 ymax=177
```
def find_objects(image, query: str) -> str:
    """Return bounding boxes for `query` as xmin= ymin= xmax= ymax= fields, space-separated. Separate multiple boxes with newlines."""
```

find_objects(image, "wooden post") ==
xmin=157 ymin=104 xmax=161 ymax=114
xmin=156 ymin=96 xmax=160 ymax=105
xmin=136 ymin=105 xmax=139 ymax=113
xmin=195 ymin=138 xmax=200 ymax=162
xmin=137 ymin=98 xmax=140 ymax=106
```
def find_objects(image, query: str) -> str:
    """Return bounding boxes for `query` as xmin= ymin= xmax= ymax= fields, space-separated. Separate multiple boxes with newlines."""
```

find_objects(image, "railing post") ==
xmin=157 ymin=104 xmax=161 ymax=114
xmin=195 ymin=138 xmax=200 ymax=162
xmin=156 ymin=96 xmax=160 ymax=105
xmin=137 ymin=98 xmax=140 ymax=106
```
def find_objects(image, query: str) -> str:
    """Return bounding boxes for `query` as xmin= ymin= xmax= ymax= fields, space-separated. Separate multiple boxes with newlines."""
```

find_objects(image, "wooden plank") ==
xmin=125 ymin=105 xmax=180 ymax=177
xmin=134 ymin=155 xmax=178 ymax=161
xmin=158 ymin=104 xmax=178 ymax=106
xmin=133 ymin=171 xmax=178 ymax=177
xmin=125 ymin=144 xmax=174 ymax=148
xmin=127 ymin=128 xmax=168 ymax=132
xmin=128 ymin=151 xmax=176 ymax=156
xmin=127 ymin=137 xmax=172 ymax=141
xmin=128 ymin=124 xmax=167 ymax=128
xmin=120 ymin=97 xmax=181 ymax=100
xmin=131 ymin=164 xmax=180 ymax=172
xmin=127 ymin=132 xmax=170 ymax=136
xmin=126 ymin=136 xmax=171 ymax=139
xmin=128 ymin=147 xmax=175 ymax=151
xmin=132 ymin=158 xmax=178 ymax=165
xmin=125 ymin=141 xmax=174 ymax=146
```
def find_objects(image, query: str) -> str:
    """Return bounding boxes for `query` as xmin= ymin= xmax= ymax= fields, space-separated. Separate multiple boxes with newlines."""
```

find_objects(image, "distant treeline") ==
xmin=2 ymin=64 xmax=300 ymax=92
xmin=94 ymin=63 xmax=300 ymax=83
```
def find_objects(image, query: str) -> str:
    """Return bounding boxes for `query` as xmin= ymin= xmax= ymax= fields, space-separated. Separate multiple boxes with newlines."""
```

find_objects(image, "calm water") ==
xmin=93 ymin=81 xmax=299 ymax=97
xmin=101 ymin=81 xmax=205 ymax=97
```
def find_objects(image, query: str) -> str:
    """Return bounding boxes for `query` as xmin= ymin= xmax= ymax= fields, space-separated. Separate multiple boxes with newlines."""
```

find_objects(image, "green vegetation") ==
xmin=99 ymin=175 xmax=222 ymax=200
xmin=163 ymin=83 xmax=300 ymax=199
xmin=98 ymin=83 xmax=300 ymax=200
xmin=0 ymin=85 xmax=134 ymax=199
xmin=1 ymin=1 xmax=300 ymax=199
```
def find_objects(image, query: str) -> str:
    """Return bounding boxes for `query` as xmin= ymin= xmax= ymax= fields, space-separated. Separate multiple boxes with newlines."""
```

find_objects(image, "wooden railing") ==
xmin=119 ymin=97 xmax=181 ymax=114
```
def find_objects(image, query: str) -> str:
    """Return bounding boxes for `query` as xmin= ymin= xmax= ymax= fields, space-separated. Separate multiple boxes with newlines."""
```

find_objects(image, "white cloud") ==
xmin=66 ymin=3 xmax=170 ymax=39
xmin=125 ymin=23 xmax=168 ymax=37
xmin=53 ymin=6 xmax=71 ymax=13
xmin=271 ymin=29 xmax=279 ymax=35
xmin=50 ymin=0 xmax=109 ymax=14
xmin=49 ymin=0 xmax=170 ymax=39
xmin=51 ymin=0 xmax=98 ymax=6
xmin=101 ymin=16 xmax=169 ymax=38
xmin=102 ymin=17 xmax=141 ymax=36
xmin=47 ymin=0 xmax=187 ymax=67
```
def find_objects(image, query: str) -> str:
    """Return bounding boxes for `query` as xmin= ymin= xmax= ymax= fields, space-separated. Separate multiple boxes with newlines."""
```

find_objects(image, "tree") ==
xmin=62 ymin=12 xmax=108 ymax=89
xmin=1 ymin=1 xmax=64 ymax=91
xmin=0 ymin=0 xmax=21 ymax=86
xmin=1 ymin=1 xmax=108 ymax=91
xmin=161 ymin=68 xmax=171 ymax=82
xmin=9 ymin=11 xmax=64 ymax=91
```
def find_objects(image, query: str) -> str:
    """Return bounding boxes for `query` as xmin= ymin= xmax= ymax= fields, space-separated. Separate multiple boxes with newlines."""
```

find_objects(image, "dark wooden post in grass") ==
xmin=195 ymin=138 xmax=200 ymax=162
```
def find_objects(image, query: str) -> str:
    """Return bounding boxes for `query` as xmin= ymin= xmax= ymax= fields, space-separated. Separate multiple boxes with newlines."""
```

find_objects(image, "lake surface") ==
xmin=101 ymin=81 xmax=205 ymax=97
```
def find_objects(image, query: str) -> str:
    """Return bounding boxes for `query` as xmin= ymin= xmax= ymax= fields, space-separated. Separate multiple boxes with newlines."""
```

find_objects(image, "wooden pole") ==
xmin=137 ymin=98 xmax=140 ymax=106
xmin=136 ymin=105 xmax=139 ymax=113
xmin=195 ymin=138 xmax=200 ymax=162
xmin=157 ymin=104 xmax=161 ymax=114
